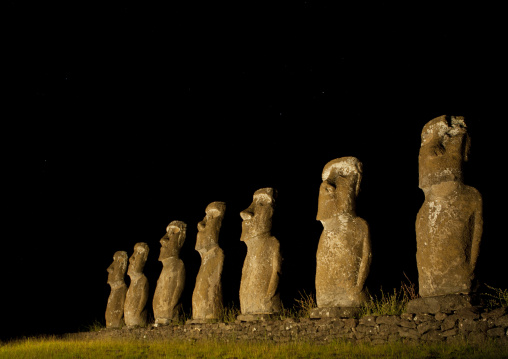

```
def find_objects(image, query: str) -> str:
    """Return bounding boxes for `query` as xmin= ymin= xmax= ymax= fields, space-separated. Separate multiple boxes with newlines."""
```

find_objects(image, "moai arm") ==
xmin=170 ymin=262 xmax=185 ymax=311
xmin=356 ymin=223 xmax=372 ymax=291
xmin=469 ymin=195 xmax=483 ymax=271
xmin=267 ymin=242 xmax=282 ymax=300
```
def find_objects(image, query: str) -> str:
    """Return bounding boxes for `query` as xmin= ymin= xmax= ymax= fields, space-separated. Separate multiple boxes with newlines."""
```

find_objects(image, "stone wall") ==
xmin=79 ymin=306 xmax=508 ymax=345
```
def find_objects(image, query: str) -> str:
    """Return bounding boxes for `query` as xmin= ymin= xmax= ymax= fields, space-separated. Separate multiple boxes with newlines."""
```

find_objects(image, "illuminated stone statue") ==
xmin=105 ymin=251 xmax=128 ymax=328
xmin=311 ymin=157 xmax=371 ymax=318
xmin=238 ymin=188 xmax=282 ymax=321
xmin=153 ymin=220 xmax=186 ymax=326
xmin=124 ymin=242 xmax=149 ymax=328
xmin=409 ymin=116 xmax=483 ymax=313
xmin=188 ymin=202 xmax=226 ymax=324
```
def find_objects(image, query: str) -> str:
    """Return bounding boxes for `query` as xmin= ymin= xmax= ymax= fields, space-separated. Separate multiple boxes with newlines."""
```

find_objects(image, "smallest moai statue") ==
xmin=153 ymin=220 xmax=186 ymax=326
xmin=105 ymin=251 xmax=128 ymax=329
xmin=124 ymin=242 xmax=149 ymax=328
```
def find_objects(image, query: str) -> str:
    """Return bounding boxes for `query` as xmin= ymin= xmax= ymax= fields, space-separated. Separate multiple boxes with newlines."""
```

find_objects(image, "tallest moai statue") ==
xmin=409 ymin=115 xmax=483 ymax=313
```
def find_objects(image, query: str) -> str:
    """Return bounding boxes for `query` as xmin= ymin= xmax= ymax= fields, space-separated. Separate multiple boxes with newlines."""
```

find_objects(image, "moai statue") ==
xmin=238 ymin=187 xmax=282 ymax=322
xmin=105 ymin=251 xmax=128 ymax=329
xmin=310 ymin=157 xmax=372 ymax=319
xmin=124 ymin=242 xmax=149 ymax=328
xmin=187 ymin=202 xmax=226 ymax=324
xmin=408 ymin=115 xmax=483 ymax=314
xmin=152 ymin=220 xmax=186 ymax=326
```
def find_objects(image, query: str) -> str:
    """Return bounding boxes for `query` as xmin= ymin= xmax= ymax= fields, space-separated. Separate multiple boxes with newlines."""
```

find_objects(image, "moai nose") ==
xmin=240 ymin=209 xmax=253 ymax=220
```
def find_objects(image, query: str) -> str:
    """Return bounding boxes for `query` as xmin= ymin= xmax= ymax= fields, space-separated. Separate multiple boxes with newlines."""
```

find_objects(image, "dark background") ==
xmin=4 ymin=2 xmax=507 ymax=340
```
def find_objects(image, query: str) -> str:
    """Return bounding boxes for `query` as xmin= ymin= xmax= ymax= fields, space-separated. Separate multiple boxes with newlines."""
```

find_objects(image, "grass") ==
xmin=1 ymin=336 xmax=506 ymax=358
xmin=279 ymin=290 xmax=317 ymax=320
xmin=483 ymin=284 xmax=508 ymax=309
xmin=359 ymin=274 xmax=419 ymax=317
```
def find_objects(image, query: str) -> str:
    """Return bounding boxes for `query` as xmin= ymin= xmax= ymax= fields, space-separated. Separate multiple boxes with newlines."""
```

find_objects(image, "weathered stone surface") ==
xmin=310 ymin=307 xmax=361 ymax=319
xmin=407 ymin=294 xmax=472 ymax=314
xmin=124 ymin=242 xmax=149 ymax=328
xmin=189 ymin=202 xmax=225 ymax=324
xmin=106 ymin=251 xmax=128 ymax=329
xmin=378 ymin=324 xmax=399 ymax=335
xmin=441 ymin=314 xmax=459 ymax=331
xmin=441 ymin=328 xmax=458 ymax=337
xmin=314 ymin=157 xmax=371 ymax=315
xmin=238 ymin=188 xmax=282 ymax=318
xmin=421 ymin=329 xmax=443 ymax=341
xmin=414 ymin=313 xmax=435 ymax=323
xmin=487 ymin=327 xmax=506 ymax=337
xmin=416 ymin=116 xmax=483 ymax=298
xmin=399 ymin=319 xmax=417 ymax=329
xmin=376 ymin=316 xmax=401 ymax=326
xmin=459 ymin=318 xmax=479 ymax=332
xmin=359 ymin=316 xmax=377 ymax=326
xmin=343 ymin=318 xmax=358 ymax=328
xmin=400 ymin=313 xmax=414 ymax=321
xmin=455 ymin=306 xmax=480 ymax=319
xmin=496 ymin=315 xmax=508 ymax=328
xmin=482 ymin=307 xmax=507 ymax=320
xmin=434 ymin=312 xmax=447 ymax=321
xmin=153 ymin=221 xmax=186 ymax=326
xmin=398 ymin=327 xmax=419 ymax=339
xmin=417 ymin=320 xmax=441 ymax=335
xmin=237 ymin=314 xmax=276 ymax=322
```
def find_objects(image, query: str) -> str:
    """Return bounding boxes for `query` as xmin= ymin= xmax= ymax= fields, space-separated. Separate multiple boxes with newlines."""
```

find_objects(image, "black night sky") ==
xmin=4 ymin=2 xmax=507 ymax=340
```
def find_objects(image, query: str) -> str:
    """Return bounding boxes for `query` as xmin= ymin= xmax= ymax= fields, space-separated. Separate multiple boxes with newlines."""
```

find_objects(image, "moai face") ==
xmin=127 ymin=242 xmax=149 ymax=277
xmin=159 ymin=221 xmax=186 ymax=261
xmin=418 ymin=115 xmax=470 ymax=191
xmin=107 ymin=251 xmax=128 ymax=284
xmin=240 ymin=188 xmax=276 ymax=242
xmin=196 ymin=201 xmax=226 ymax=253
xmin=317 ymin=157 xmax=362 ymax=222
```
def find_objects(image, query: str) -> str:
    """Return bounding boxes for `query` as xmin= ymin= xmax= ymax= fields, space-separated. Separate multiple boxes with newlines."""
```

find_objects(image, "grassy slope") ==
xmin=1 ymin=337 xmax=507 ymax=359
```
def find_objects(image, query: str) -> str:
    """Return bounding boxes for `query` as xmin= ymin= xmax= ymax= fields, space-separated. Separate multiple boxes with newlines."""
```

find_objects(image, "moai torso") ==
xmin=316 ymin=216 xmax=370 ymax=307
xmin=192 ymin=247 xmax=225 ymax=320
xmin=240 ymin=235 xmax=281 ymax=314
xmin=315 ymin=157 xmax=371 ymax=309
xmin=191 ymin=202 xmax=226 ymax=322
xmin=124 ymin=243 xmax=149 ymax=328
xmin=416 ymin=116 xmax=483 ymax=298
xmin=153 ymin=221 xmax=186 ymax=325
xmin=239 ymin=188 xmax=282 ymax=316
xmin=105 ymin=251 xmax=128 ymax=328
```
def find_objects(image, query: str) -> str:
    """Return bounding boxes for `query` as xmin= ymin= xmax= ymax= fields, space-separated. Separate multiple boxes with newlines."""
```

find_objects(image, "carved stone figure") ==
xmin=408 ymin=116 xmax=482 ymax=313
xmin=238 ymin=188 xmax=282 ymax=321
xmin=153 ymin=220 xmax=186 ymax=326
xmin=310 ymin=157 xmax=371 ymax=319
xmin=188 ymin=202 xmax=226 ymax=324
xmin=124 ymin=242 xmax=149 ymax=328
xmin=105 ymin=251 xmax=128 ymax=328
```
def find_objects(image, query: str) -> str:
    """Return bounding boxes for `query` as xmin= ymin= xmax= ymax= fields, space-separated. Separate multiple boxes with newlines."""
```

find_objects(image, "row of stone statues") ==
xmin=106 ymin=115 xmax=483 ymax=328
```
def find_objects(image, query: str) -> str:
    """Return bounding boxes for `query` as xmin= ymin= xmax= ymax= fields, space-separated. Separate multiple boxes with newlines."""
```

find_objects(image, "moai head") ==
xmin=419 ymin=115 xmax=471 ymax=191
xmin=196 ymin=201 xmax=226 ymax=253
xmin=240 ymin=187 xmax=276 ymax=242
xmin=107 ymin=251 xmax=128 ymax=285
xmin=159 ymin=220 xmax=187 ymax=261
xmin=317 ymin=157 xmax=362 ymax=222
xmin=127 ymin=242 xmax=149 ymax=278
